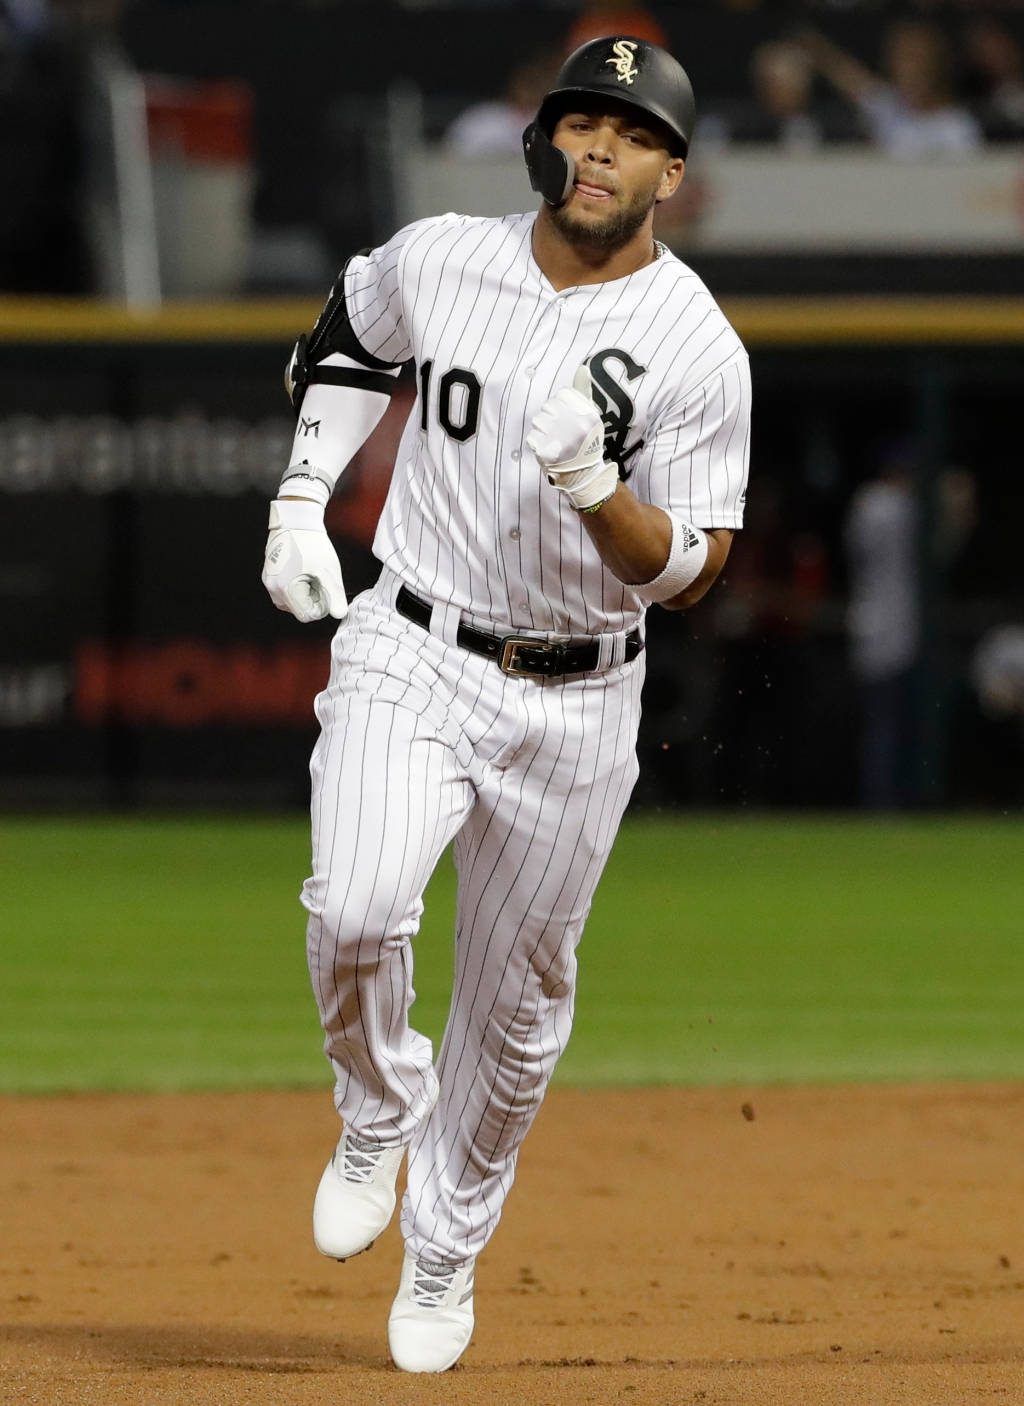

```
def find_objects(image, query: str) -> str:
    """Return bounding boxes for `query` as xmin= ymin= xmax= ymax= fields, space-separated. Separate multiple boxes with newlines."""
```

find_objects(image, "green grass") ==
xmin=1 ymin=814 xmax=1021 ymax=1093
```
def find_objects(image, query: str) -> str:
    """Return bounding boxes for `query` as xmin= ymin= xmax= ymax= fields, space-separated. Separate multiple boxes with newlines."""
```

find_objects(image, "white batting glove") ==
xmin=262 ymin=498 xmax=348 ymax=623
xmin=526 ymin=364 xmax=619 ymax=511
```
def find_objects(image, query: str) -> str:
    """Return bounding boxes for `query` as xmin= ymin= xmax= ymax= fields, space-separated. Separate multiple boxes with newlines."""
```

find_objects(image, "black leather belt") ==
xmin=395 ymin=585 xmax=642 ymax=679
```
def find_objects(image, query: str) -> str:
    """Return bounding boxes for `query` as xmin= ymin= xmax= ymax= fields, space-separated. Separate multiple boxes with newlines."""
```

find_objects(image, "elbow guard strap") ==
xmin=285 ymin=334 xmax=401 ymax=411
xmin=630 ymin=514 xmax=709 ymax=603
xmin=286 ymin=251 xmax=404 ymax=412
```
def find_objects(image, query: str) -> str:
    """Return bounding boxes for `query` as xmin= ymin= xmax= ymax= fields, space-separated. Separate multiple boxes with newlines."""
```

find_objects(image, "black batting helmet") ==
xmin=523 ymin=36 xmax=696 ymax=206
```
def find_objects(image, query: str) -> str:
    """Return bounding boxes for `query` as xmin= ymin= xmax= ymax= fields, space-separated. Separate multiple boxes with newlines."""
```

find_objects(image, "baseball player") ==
xmin=262 ymin=35 xmax=750 ymax=1373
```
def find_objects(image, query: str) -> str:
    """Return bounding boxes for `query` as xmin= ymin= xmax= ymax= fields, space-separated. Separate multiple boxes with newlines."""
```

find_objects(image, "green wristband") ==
xmin=577 ymin=489 xmax=617 ymax=515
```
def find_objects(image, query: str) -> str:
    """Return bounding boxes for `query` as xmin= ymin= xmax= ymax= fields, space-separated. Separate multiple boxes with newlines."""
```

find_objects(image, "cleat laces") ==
xmin=412 ymin=1260 xmax=459 ymax=1309
xmin=340 ymin=1134 xmax=389 ymax=1184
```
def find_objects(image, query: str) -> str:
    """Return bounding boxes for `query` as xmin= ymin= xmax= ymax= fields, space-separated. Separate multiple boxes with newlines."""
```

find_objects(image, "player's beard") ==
xmin=550 ymin=178 xmax=659 ymax=253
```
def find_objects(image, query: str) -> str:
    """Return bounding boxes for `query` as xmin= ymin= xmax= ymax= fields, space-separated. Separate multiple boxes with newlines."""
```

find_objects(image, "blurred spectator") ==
xmin=715 ymin=477 xmax=827 ymax=648
xmin=843 ymin=449 xmax=976 ymax=809
xmin=747 ymin=41 xmax=824 ymax=152
xmin=709 ymin=476 xmax=828 ymax=805
xmin=0 ymin=0 xmax=91 ymax=291
xmin=973 ymin=625 xmax=1024 ymax=721
xmin=963 ymin=16 xmax=1024 ymax=141
xmin=1 ymin=0 xmax=51 ymax=41
xmin=445 ymin=53 xmax=557 ymax=157
xmin=968 ymin=622 xmax=1024 ymax=805
xmin=798 ymin=20 xmax=983 ymax=158
xmin=843 ymin=455 xmax=918 ymax=808
xmin=701 ymin=39 xmax=827 ymax=152
xmin=564 ymin=2 xmax=666 ymax=55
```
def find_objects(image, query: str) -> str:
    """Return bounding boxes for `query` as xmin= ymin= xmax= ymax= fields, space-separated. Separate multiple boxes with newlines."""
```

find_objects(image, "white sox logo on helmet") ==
xmin=605 ymin=40 xmax=640 ymax=86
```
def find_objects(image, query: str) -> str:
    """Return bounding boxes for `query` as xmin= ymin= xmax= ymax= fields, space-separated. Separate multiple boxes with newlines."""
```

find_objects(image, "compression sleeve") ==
xmin=278 ymin=357 xmax=401 ymax=507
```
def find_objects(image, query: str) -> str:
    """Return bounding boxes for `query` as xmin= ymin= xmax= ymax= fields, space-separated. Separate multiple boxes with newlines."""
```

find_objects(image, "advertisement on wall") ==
xmin=0 ymin=342 xmax=413 ymax=804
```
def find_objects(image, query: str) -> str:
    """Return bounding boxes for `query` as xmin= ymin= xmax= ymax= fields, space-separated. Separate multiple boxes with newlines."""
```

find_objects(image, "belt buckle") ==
xmin=499 ymin=635 xmax=554 ymax=678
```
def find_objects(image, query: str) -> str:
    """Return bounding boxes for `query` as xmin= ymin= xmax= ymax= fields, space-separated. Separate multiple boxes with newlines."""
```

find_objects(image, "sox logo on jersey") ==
xmin=586 ymin=348 xmax=646 ymax=479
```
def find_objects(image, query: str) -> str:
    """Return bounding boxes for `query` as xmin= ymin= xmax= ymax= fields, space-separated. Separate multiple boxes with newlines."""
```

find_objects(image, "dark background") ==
xmin=2 ymin=332 xmax=1020 ymax=811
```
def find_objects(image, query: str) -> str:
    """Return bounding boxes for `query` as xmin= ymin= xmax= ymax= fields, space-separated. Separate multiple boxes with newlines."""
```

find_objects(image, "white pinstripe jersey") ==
xmin=346 ymin=210 xmax=751 ymax=637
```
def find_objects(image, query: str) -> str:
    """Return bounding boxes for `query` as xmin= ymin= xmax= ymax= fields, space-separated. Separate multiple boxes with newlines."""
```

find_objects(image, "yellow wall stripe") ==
xmin=3 ymin=296 xmax=1024 ymax=346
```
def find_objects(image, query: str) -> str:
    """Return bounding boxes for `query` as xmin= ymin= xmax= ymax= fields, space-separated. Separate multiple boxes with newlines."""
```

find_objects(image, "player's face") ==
xmin=549 ymin=104 xmax=685 ymax=251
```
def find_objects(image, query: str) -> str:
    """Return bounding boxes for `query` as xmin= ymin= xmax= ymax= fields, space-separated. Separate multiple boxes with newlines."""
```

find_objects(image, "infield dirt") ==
xmin=2 ymin=1084 xmax=1022 ymax=1404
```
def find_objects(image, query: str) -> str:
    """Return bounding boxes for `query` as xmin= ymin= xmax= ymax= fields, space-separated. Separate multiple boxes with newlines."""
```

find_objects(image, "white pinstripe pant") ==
xmin=302 ymin=570 xmax=643 ymax=1262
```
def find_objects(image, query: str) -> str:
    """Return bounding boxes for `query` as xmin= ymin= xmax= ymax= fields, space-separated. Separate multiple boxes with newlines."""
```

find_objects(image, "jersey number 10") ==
xmin=418 ymin=361 xmax=481 ymax=443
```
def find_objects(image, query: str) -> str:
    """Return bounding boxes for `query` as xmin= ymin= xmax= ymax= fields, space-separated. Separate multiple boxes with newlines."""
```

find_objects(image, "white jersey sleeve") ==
xmin=343 ymin=214 xmax=462 ymax=367
xmin=643 ymin=350 xmax=751 ymax=531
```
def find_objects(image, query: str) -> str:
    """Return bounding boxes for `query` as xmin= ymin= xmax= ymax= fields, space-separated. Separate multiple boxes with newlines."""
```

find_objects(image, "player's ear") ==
xmin=656 ymin=158 xmax=685 ymax=202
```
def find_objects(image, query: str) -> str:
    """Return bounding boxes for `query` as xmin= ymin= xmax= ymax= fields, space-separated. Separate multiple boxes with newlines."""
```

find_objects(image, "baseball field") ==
xmin=2 ymin=812 xmax=1022 ymax=1403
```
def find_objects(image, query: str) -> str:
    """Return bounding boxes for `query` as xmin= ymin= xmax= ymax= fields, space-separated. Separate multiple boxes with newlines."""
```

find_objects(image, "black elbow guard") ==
xmin=284 ymin=253 xmax=404 ymax=413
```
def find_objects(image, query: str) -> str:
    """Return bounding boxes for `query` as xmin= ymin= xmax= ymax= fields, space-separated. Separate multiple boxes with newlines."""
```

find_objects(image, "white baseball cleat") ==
xmin=387 ymin=1250 xmax=476 ymax=1372
xmin=312 ymin=1131 xmax=405 ymax=1260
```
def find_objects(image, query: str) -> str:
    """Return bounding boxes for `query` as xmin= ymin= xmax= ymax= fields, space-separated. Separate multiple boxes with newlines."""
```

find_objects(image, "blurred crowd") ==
xmin=703 ymin=16 xmax=1024 ymax=156
xmin=6 ymin=2 xmax=1024 ymax=292
xmin=445 ymin=5 xmax=1024 ymax=159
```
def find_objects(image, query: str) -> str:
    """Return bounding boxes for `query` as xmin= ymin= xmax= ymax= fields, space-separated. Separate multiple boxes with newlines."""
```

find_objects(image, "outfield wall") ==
xmin=1 ymin=298 xmax=1021 ymax=809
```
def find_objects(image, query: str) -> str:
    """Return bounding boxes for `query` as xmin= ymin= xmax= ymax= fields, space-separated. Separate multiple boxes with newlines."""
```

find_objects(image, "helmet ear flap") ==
xmin=522 ymin=122 xmax=575 ymax=207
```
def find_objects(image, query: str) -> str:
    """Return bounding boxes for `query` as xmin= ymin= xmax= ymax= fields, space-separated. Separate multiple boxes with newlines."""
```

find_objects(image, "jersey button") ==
xmin=524 ymin=367 xmax=536 ymax=378
xmin=510 ymin=449 xmax=521 ymax=461
xmin=509 ymin=528 xmax=521 ymax=540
